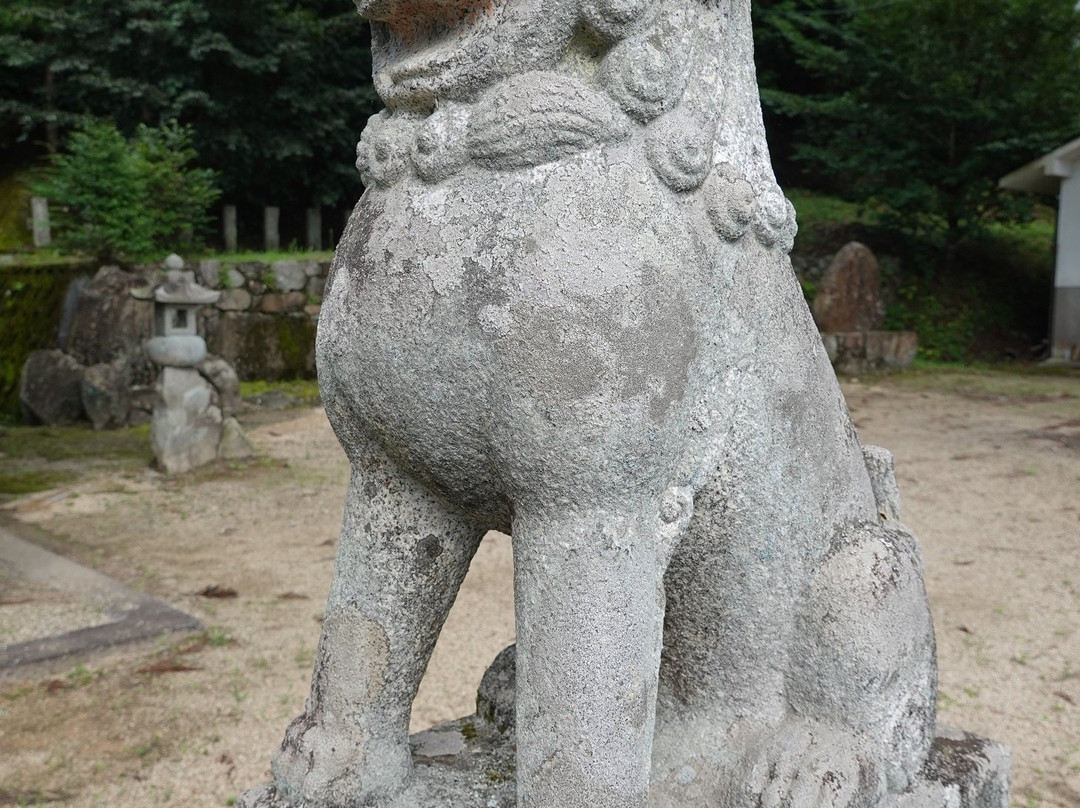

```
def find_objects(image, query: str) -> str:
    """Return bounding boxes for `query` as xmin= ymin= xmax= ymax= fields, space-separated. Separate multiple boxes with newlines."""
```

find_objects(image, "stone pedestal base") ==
xmin=240 ymin=647 xmax=1010 ymax=808
xmin=822 ymin=331 xmax=918 ymax=375
xmin=151 ymin=366 xmax=222 ymax=474
xmin=241 ymin=718 xmax=1009 ymax=808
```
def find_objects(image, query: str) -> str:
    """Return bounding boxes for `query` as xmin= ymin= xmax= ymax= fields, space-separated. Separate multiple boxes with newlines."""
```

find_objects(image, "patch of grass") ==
xmin=0 ymin=424 xmax=151 ymax=463
xmin=239 ymin=378 xmax=321 ymax=404
xmin=131 ymin=733 xmax=165 ymax=762
xmin=0 ymin=786 xmax=73 ymax=805
xmin=205 ymin=249 xmax=335 ymax=264
xmin=788 ymin=189 xmax=880 ymax=230
xmin=0 ymin=469 xmax=78 ymax=495
xmin=55 ymin=662 xmax=102 ymax=690
xmin=205 ymin=626 xmax=235 ymax=648
xmin=0 ymin=169 xmax=34 ymax=252
xmin=0 ymin=423 xmax=152 ymax=498
xmin=0 ymin=250 xmax=91 ymax=269
xmin=2 ymin=684 xmax=35 ymax=702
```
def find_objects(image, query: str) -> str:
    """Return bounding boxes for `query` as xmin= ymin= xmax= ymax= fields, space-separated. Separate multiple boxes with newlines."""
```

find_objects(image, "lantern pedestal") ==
xmin=152 ymin=366 xmax=222 ymax=474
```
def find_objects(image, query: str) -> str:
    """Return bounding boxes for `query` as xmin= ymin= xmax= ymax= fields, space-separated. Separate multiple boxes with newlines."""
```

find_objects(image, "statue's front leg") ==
xmin=267 ymin=449 xmax=485 ymax=808
xmin=511 ymin=501 xmax=678 ymax=808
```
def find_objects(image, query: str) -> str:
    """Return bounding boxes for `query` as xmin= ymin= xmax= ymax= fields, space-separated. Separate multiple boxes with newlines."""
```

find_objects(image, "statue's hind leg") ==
xmin=654 ymin=386 xmax=936 ymax=807
xmin=270 ymin=443 xmax=485 ymax=808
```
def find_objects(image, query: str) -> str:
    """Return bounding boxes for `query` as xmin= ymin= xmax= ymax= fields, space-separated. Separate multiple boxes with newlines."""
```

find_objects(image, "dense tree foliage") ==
xmin=754 ymin=0 xmax=1080 ymax=245
xmin=32 ymin=120 xmax=220 ymax=260
xmin=0 ymin=0 xmax=380 ymax=210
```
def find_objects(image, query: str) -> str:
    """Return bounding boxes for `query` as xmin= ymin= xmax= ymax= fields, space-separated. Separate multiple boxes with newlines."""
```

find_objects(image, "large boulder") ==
xmin=62 ymin=266 xmax=154 ymax=368
xmin=19 ymin=350 xmax=85 ymax=425
xmin=197 ymin=356 xmax=242 ymax=417
xmin=81 ymin=358 xmax=131 ymax=430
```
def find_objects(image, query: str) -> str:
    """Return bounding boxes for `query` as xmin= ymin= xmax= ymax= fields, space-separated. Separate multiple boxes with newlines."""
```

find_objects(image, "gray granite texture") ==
xmin=243 ymin=1 xmax=1007 ymax=807
xmin=243 ymin=647 xmax=1008 ymax=808
xmin=151 ymin=365 xmax=222 ymax=474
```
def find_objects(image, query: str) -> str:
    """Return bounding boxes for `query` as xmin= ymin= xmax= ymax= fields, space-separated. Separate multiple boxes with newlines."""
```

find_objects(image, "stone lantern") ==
xmin=133 ymin=254 xmax=228 ymax=474
xmin=144 ymin=263 xmax=221 ymax=366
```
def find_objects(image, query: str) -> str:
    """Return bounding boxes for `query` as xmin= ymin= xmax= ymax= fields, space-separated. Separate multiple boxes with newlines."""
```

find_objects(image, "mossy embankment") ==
xmin=789 ymin=190 xmax=1057 ymax=363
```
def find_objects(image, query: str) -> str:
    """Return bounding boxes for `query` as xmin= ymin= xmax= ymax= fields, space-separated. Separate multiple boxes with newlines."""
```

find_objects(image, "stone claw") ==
xmin=736 ymin=719 xmax=886 ymax=808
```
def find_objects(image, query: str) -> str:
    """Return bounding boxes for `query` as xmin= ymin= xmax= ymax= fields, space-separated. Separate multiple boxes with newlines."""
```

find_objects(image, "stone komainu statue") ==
xmin=242 ymin=1 xmax=1008 ymax=807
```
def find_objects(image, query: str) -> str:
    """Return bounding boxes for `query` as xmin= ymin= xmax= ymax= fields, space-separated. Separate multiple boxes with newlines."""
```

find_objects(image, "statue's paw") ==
xmin=731 ymin=719 xmax=886 ymax=808
xmin=271 ymin=714 xmax=410 ymax=807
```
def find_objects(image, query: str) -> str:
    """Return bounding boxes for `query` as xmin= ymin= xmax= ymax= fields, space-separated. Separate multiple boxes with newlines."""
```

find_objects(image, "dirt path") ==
xmin=0 ymin=373 xmax=1077 ymax=808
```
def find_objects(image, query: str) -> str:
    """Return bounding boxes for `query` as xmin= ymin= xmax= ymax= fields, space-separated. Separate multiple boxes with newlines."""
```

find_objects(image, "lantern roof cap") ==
xmin=131 ymin=269 xmax=221 ymax=305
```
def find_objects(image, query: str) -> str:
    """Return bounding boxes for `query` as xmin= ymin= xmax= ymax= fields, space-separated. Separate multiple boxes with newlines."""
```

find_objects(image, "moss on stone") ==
xmin=276 ymin=315 xmax=315 ymax=376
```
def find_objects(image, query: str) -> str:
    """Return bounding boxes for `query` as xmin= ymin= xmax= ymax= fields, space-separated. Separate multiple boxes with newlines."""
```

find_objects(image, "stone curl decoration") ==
xmin=411 ymin=103 xmax=471 ymax=184
xmin=466 ymin=71 xmax=630 ymax=171
xmin=755 ymin=189 xmax=799 ymax=252
xmin=241 ymin=1 xmax=1011 ymax=808
xmin=598 ymin=4 xmax=692 ymax=123
xmin=600 ymin=35 xmax=684 ymax=123
xmin=645 ymin=107 xmax=716 ymax=192
xmin=580 ymin=0 xmax=660 ymax=41
xmin=702 ymin=162 xmax=756 ymax=241
xmin=354 ymin=110 xmax=413 ymax=188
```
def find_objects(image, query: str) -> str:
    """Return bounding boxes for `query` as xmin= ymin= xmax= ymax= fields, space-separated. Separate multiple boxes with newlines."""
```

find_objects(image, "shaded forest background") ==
xmin=0 ymin=0 xmax=380 ymax=215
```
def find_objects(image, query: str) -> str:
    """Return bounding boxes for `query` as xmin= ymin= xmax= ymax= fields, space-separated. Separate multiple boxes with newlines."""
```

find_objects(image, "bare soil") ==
xmin=0 ymin=370 xmax=1078 ymax=808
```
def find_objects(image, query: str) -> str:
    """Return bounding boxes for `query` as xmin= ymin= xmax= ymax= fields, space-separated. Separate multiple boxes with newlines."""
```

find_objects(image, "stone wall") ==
xmin=193 ymin=258 xmax=328 ymax=381
xmin=18 ymin=258 xmax=328 ymax=427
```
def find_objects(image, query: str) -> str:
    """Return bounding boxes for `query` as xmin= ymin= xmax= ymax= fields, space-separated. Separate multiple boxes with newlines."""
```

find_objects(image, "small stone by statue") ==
xmin=134 ymin=255 xmax=252 ymax=474
xmin=241 ymin=2 xmax=1009 ymax=808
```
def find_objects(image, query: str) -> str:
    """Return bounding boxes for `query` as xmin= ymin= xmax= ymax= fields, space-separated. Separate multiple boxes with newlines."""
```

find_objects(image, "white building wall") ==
xmin=1052 ymin=170 xmax=1080 ymax=357
xmin=1056 ymin=173 xmax=1080 ymax=287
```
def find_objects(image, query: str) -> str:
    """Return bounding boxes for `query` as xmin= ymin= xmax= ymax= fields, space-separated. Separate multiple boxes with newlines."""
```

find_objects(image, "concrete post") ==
xmin=223 ymin=205 xmax=238 ymax=253
xmin=306 ymin=208 xmax=323 ymax=251
xmin=31 ymin=197 xmax=51 ymax=248
xmin=264 ymin=207 xmax=280 ymax=252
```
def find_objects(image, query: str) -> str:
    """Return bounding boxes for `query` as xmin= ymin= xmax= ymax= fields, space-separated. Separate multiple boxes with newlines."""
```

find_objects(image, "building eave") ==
xmin=999 ymin=135 xmax=1080 ymax=195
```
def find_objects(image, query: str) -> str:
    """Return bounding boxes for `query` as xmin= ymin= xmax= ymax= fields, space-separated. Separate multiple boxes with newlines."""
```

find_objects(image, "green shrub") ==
xmin=33 ymin=121 xmax=220 ymax=261
xmin=881 ymin=225 xmax=1053 ymax=362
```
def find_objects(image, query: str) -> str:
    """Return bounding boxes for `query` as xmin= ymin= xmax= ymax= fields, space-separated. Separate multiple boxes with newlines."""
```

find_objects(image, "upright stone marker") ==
xmin=306 ymin=207 xmax=323 ymax=251
xmin=814 ymin=241 xmax=918 ymax=374
xmin=242 ymin=2 xmax=1009 ymax=807
xmin=134 ymin=255 xmax=225 ymax=475
xmin=30 ymin=196 xmax=51 ymax=248
xmin=264 ymin=206 xmax=280 ymax=252
xmin=223 ymin=205 xmax=239 ymax=253
xmin=812 ymin=241 xmax=887 ymax=332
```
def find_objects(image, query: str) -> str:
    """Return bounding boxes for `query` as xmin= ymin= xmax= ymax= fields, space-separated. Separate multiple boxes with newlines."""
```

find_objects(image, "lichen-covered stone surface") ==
xmin=243 ymin=1 xmax=1008 ymax=807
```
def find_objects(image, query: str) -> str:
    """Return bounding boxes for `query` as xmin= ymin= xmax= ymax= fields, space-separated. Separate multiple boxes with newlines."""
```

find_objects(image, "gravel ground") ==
xmin=0 ymin=370 xmax=1077 ymax=808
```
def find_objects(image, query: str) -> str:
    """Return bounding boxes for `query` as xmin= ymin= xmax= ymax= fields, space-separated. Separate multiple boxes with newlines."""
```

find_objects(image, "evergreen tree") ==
xmin=33 ymin=120 xmax=220 ymax=261
xmin=757 ymin=0 xmax=1080 ymax=246
xmin=0 ymin=1 xmax=380 ymax=211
